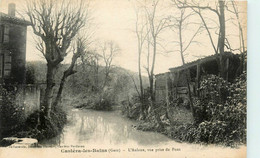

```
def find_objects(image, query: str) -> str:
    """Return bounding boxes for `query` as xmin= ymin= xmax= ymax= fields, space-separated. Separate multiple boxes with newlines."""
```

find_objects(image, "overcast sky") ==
xmin=0 ymin=0 xmax=247 ymax=74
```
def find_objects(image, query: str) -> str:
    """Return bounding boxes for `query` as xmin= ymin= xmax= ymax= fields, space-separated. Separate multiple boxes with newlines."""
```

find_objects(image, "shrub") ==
xmin=14 ymin=106 xmax=67 ymax=142
xmin=0 ymin=85 xmax=26 ymax=138
xmin=91 ymin=89 xmax=115 ymax=111
xmin=190 ymin=73 xmax=246 ymax=145
xmin=26 ymin=64 xmax=36 ymax=84
xmin=121 ymin=93 xmax=153 ymax=120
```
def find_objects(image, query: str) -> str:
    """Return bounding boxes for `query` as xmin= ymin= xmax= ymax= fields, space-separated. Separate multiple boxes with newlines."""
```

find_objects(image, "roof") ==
xmin=168 ymin=52 xmax=236 ymax=72
xmin=0 ymin=12 xmax=31 ymax=26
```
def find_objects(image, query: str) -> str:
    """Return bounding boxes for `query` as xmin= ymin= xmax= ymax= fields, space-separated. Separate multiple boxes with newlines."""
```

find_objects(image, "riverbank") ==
xmin=1 ymin=108 xmax=245 ymax=158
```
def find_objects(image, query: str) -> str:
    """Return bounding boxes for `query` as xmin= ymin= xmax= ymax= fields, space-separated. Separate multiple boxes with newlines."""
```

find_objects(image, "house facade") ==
xmin=0 ymin=3 xmax=41 ymax=118
xmin=0 ymin=3 xmax=30 ymax=84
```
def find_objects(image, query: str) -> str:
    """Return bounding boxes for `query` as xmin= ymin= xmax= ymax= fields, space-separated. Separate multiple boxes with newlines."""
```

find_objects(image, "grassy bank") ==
xmin=124 ymin=73 xmax=247 ymax=147
xmin=0 ymin=86 xmax=67 ymax=143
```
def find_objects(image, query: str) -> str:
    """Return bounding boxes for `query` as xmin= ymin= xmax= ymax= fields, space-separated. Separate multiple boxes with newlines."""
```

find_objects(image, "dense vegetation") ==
xmin=25 ymin=61 xmax=148 ymax=111
xmin=0 ymin=83 xmax=67 ymax=142
xmin=129 ymin=72 xmax=246 ymax=146
xmin=0 ymin=85 xmax=26 ymax=139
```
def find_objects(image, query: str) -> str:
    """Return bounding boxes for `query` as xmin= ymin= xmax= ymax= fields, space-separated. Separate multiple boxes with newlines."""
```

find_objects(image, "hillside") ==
xmin=26 ymin=61 xmax=149 ymax=107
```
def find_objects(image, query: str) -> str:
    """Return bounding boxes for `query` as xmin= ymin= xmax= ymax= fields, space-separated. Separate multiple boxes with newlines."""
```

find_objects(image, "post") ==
xmin=196 ymin=62 xmax=200 ymax=97
xmin=165 ymin=73 xmax=169 ymax=105
xmin=226 ymin=58 xmax=229 ymax=81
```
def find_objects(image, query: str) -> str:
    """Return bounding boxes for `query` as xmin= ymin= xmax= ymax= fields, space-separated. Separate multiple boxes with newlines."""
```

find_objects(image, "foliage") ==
xmin=171 ymin=73 xmax=246 ymax=145
xmin=65 ymin=64 xmax=148 ymax=111
xmin=26 ymin=63 xmax=36 ymax=84
xmin=91 ymin=90 xmax=115 ymax=111
xmin=121 ymin=94 xmax=142 ymax=119
xmin=134 ymin=73 xmax=246 ymax=146
xmin=0 ymin=86 xmax=26 ymax=138
xmin=0 ymin=83 xmax=67 ymax=141
xmin=121 ymin=89 xmax=153 ymax=120
xmin=13 ymin=106 xmax=67 ymax=141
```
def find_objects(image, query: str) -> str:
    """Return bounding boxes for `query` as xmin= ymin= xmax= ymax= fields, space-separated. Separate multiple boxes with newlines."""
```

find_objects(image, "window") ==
xmin=4 ymin=51 xmax=11 ymax=77
xmin=0 ymin=25 xmax=4 ymax=43
xmin=0 ymin=54 xmax=3 ymax=78
xmin=0 ymin=51 xmax=12 ymax=78
xmin=3 ymin=25 xmax=9 ymax=43
xmin=0 ymin=25 xmax=9 ymax=44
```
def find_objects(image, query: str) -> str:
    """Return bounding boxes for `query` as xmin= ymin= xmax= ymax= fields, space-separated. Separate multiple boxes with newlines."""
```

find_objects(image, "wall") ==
xmin=155 ymin=71 xmax=195 ymax=103
xmin=8 ymin=23 xmax=27 ymax=84
xmin=0 ymin=15 xmax=28 ymax=84
xmin=15 ymin=84 xmax=41 ymax=117
xmin=155 ymin=73 xmax=168 ymax=102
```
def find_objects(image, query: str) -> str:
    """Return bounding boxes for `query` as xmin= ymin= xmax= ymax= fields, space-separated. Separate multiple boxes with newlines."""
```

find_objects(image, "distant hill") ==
xmin=26 ymin=61 xmax=149 ymax=97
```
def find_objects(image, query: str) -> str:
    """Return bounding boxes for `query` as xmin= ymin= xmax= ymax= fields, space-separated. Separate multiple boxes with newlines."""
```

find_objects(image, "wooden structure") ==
xmin=155 ymin=52 xmax=241 ymax=103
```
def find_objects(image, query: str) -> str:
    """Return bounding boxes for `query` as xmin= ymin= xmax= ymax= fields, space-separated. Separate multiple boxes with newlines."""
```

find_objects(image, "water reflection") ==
xmin=39 ymin=109 xmax=246 ymax=158
xmin=42 ymin=109 xmax=172 ymax=146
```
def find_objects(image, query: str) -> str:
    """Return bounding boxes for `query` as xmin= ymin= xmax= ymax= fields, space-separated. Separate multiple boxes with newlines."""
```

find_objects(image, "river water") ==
xmin=42 ymin=109 xmax=171 ymax=146
xmin=40 ymin=108 xmax=246 ymax=158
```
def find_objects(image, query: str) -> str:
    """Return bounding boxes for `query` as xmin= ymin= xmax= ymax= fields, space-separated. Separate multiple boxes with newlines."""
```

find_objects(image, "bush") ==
xmin=91 ymin=90 xmax=115 ymax=111
xmin=133 ymin=73 xmax=246 ymax=146
xmin=0 ymin=85 xmax=26 ymax=138
xmin=0 ymin=84 xmax=67 ymax=142
xmin=26 ymin=64 xmax=36 ymax=84
xmin=13 ymin=106 xmax=67 ymax=142
xmin=121 ymin=94 xmax=141 ymax=119
xmin=73 ymin=89 xmax=115 ymax=111
xmin=188 ymin=73 xmax=246 ymax=145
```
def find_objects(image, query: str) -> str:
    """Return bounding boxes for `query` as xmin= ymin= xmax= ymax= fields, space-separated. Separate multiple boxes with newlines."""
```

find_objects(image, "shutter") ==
xmin=4 ymin=51 xmax=11 ymax=76
xmin=0 ymin=25 xmax=4 ymax=43
xmin=3 ymin=25 xmax=9 ymax=43
xmin=0 ymin=54 xmax=3 ymax=78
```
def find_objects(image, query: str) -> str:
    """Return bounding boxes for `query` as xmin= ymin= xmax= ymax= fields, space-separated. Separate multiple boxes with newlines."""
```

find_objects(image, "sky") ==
xmin=2 ymin=0 xmax=260 ymax=155
xmin=0 ymin=0 xmax=247 ymax=74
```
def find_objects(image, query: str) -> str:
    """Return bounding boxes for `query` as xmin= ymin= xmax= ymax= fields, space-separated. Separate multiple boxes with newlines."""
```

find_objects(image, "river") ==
xmin=40 ymin=108 xmax=246 ymax=158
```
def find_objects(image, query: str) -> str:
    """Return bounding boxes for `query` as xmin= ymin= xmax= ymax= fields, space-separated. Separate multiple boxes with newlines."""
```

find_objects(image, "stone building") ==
xmin=0 ymin=3 xmax=41 ymax=119
xmin=0 ymin=3 xmax=30 ymax=84
xmin=155 ymin=52 xmax=241 ymax=103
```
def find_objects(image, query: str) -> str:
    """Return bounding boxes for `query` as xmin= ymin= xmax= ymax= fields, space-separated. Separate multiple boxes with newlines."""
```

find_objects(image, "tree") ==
xmin=133 ymin=4 xmax=149 ymax=117
xmin=226 ymin=1 xmax=246 ymax=73
xmin=144 ymin=0 xmax=169 ymax=101
xmin=26 ymin=0 xmax=89 ymax=118
xmin=169 ymin=7 xmax=202 ymax=116
xmin=174 ymin=0 xmax=229 ymax=80
xmin=53 ymin=38 xmax=88 ymax=108
xmin=100 ymin=41 xmax=120 ymax=90
xmin=131 ymin=0 xmax=170 ymax=125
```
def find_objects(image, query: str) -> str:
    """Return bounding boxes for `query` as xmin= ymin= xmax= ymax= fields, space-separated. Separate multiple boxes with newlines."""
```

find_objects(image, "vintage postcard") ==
xmin=0 ymin=0 xmax=247 ymax=157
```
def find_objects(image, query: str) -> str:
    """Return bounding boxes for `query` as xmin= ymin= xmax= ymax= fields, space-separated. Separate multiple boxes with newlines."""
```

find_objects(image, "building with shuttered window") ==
xmin=0 ymin=3 xmax=30 ymax=84
xmin=0 ymin=4 xmax=42 ymax=126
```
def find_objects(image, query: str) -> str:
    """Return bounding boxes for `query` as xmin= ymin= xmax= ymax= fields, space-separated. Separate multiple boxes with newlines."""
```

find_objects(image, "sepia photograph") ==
xmin=0 ymin=0 xmax=247 ymax=157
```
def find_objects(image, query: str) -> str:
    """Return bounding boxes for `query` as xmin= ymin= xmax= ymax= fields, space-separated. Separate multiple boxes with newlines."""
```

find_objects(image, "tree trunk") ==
xmin=150 ymin=38 xmax=157 ymax=101
xmin=43 ymin=63 xmax=55 ymax=118
xmin=218 ymin=0 xmax=227 ymax=80
xmin=52 ymin=75 xmax=66 ymax=109
xmin=138 ymin=47 xmax=144 ymax=104
xmin=165 ymin=73 xmax=171 ymax=119
xmin=185 ymin=70 xmax=194 ymax=116
xmin=149 ymin=76 xmax=154 ymax=101
xmin=53 ymin=52 xmax=80 ymax=108
xmin=179 ymin=18 xmax=194 ymax=116
xmin=196 ymin=63 xmax=200 ymax=96
xmin=149 ymin=99 xmax=164 ymax=129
